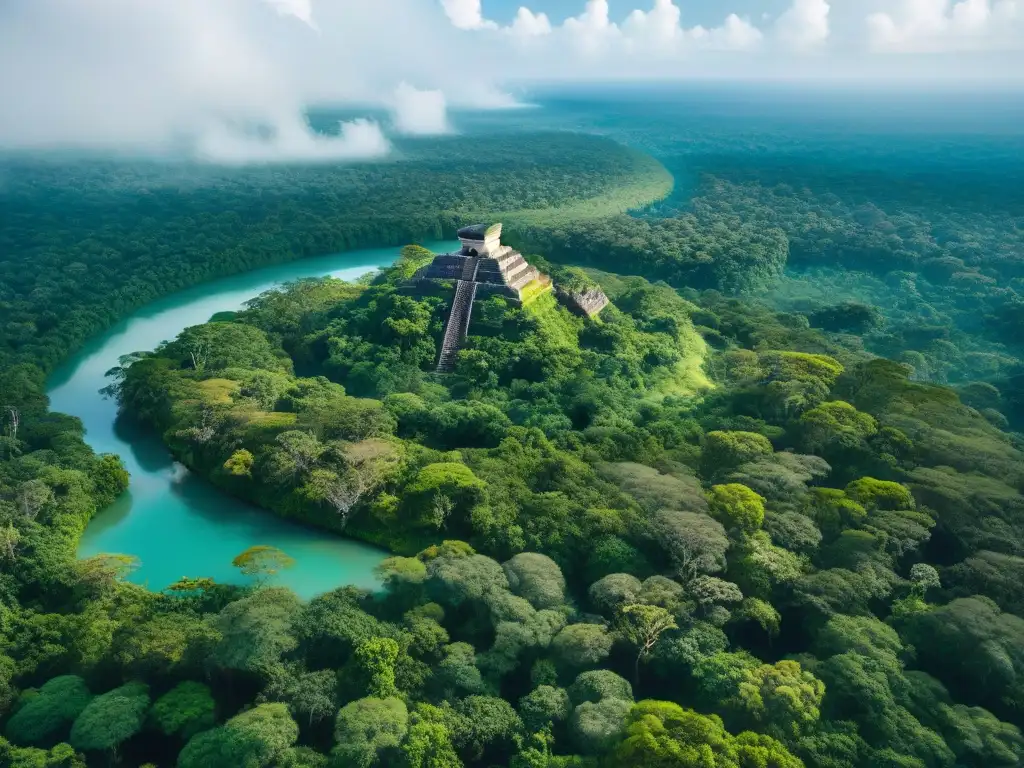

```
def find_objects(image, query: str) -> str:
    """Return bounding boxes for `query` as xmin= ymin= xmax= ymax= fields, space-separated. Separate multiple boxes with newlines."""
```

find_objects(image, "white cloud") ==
xmin=436 ymin=0 xmax=1021 ymax=70
xmin=510 ymin=7 xmax=552 ymax=37
xmin=391 ymin=83 xmax=451 ymax=135
xmin=196 ymin=117 xmax=389 ymax=164
xmin=954 ymin=0 xmax=997 ymax=28
xmin=0 ymin=0 xmax=1020 ymax=162
xmin=867 ymin=0 xmax=1021 ymax=51
xmin=0 ymin=0 xmax=289 ymax=155
xmin=440 ymin=0 xmax=497 ymax=30
xmin=503 ymin=0 xmax=763 ymax=56
xmin=564 ymin=0 xmax=620 ymax=52
xmin=262 ymin=0 xmax=317 ymax=29
xmin=565 ymin=0 xmax=614 ymax=32
xmin=775 ymin=0 xmax=830 ymax=50
xmin=624 ymin=0 xmax=683 ymax=49
xmin=450 ymin=83 xmax=531 ymax=109
xmin=707 ymin=14 xmax=764 ymax=50
xmin=0 ymin=0 xmax=469 ymax=162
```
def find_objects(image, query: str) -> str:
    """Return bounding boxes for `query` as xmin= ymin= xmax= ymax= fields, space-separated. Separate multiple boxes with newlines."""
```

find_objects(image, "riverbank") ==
xmin=1 ymin=134 xmax=672 ymax=378
xmin=2 ymin=135 xmax=673 ymax=597
xmin=47 ymin=242 xmax=456 ymax=596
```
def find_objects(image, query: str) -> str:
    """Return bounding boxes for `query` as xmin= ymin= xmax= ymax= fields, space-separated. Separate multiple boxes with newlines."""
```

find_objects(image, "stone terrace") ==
xmin=415 ymin=222 xmax=541 ymax=302
xmin=413 ymin=223 xmax=548 ymax=371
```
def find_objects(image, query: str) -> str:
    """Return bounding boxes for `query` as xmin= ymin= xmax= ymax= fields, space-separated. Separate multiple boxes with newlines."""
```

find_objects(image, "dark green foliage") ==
xmin=4 ymin=115 xmax=1024 ymax=768
xmin=588 ymin=574 xmax=642 ymax=617
xmin=899 ymin=597 xmax=1024 ymax=723
xmin=551 ymin=624 xmax=614 ymax=671
xmin=150 ymin=682 xmax=216 ymax=740
xmin=512 ymin=210 xmax=788 ymax=294
xmin=946 ymin=551 xmax=1024 ymax=616
xmin=519 ymin=686 xmax=572 ymax=732
xmin=208 ymin=587 xmax=301 ymax=675
xmin=259 ymin=663 xmax=336 ymax=728
xmin=296 ymin=588 xmax=398 ymax=670
xmin=503 ymin=553 xmax=567 ymax=610
xmin=449 ymin=695 xmax=523 ymax=763
xmin=694 ymin=653 xmax=824 ymax=741
xmin=161 ymin=322 xmax=291 ymax=374
xmin=331 ymin=697 xmax=408 ymax=768
xmin=4 ymin=676 xmax=92 ymax=747
xmin=178 ymin=703 xmax=298 ymax=768
xmin=569 ymin=698 xmax=632 ymax=756
xmin=68 ymin=682 xmax=149 ymax=753
xmin=648 ymin=508 xmax=729 ymax=582
xmin=567 ymin=671 xmax=634 ymax=708
xmin=809 ymin=302 xmax=884 ymax=334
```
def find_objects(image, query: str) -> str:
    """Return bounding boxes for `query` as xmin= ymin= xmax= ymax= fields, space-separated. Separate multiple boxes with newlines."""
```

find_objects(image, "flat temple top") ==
xmin=457 ymin=223 xmax=502 ymax=240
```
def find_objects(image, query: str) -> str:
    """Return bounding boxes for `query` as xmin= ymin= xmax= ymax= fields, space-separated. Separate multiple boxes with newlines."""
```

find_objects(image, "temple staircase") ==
xmin=460 ymin=256 xmax=480 ymax=282
xmin=436 ymin=279 xmax=478 ymax=373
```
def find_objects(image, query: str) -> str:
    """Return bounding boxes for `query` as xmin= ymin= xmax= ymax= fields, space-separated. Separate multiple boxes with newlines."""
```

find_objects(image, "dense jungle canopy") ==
xmin=2 ymin=124 xmax=1024 ymax=767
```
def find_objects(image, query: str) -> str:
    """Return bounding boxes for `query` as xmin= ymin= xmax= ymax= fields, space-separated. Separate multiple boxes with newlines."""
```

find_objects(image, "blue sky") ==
xmin=436 ymin=0 xmax=1024 ymax=82
xmin=482 ymin=0 xmax=791 ymax=26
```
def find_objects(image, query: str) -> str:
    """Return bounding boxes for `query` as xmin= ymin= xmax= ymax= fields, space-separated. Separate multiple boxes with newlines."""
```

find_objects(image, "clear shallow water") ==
xmin=47 ymin=241 xmax=458 ymax=598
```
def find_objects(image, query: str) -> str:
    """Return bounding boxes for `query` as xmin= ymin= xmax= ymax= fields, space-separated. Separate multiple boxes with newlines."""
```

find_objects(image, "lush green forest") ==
xmin=9 ymin=241 xmax=1010 ymax=767
xmin=507 ymin=158 xmax=1024 ymax=409
xmin=0 ymin=134 xmax=674 ymax=768
xmin=0 ymin=133 xmax=670 ymax=374
xmin=4 ymin=110 xmax=1024 ymax=766
xmin=507 ymin=195 xmax=790 ymax=295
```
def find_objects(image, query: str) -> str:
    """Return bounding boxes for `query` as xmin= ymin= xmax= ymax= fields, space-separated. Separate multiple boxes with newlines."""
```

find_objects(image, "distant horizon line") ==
xmin=305 ymin=80 xmax=1024 ymax=115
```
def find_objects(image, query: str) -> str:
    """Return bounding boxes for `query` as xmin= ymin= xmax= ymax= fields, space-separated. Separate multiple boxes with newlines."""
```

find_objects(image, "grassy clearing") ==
xmin=651 ymin=353 xmax=714 ymax=399
xmin=196 ymin=378 xmax=238 ymax=405
xmin=519 ymin=277 xmax=553 ymax=307
xmin=468 ymin=150 xmax=674 ymax=228
xmin=525 ymin=291 xmax=584 ymax=351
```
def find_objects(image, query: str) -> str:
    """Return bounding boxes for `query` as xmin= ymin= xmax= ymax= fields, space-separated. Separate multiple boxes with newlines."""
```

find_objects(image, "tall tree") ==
xmin=617 ymin=604 xmax=678 ymax=686
xmin=178 ymin=703 xmax=298 ymax=768
xmin=232 ymin=546 xmax=296 ymax=586
xmin=68 ymin=682 xmax=149 ymax=760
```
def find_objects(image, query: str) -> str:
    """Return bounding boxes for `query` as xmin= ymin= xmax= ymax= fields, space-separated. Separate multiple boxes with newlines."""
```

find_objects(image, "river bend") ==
xmin=47 ymin=242 xmax=456 ymax=598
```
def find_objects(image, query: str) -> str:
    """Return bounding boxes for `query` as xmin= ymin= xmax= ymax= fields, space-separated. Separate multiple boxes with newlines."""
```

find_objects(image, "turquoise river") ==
xmin=46 ymin=241 xmax=458 ymax=598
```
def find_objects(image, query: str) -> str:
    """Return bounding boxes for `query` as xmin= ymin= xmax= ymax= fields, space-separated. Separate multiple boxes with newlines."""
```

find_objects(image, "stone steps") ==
xmin=504 ymin=261 xmax=533 ymax=286
xmin=436 ymin=280 xmax=478 ymax=373
xmin=460 ymin=257 xmax=479 ymax=281
xmin=509 ymin=266 xmax=540 ymax=290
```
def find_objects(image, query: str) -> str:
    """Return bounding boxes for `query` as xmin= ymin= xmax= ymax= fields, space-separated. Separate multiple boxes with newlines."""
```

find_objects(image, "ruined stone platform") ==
xmin=415 ymin=223 xmax=609 ymax=372
xmin=412 ymin=223 xmax=550 ymax=372
xmin=414 ymin=223 xmax=542 ymax=304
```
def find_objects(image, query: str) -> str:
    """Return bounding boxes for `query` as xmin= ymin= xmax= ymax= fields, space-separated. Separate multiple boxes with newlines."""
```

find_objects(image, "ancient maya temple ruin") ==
xmin=415 ymin=223 xmax=549 ymax=372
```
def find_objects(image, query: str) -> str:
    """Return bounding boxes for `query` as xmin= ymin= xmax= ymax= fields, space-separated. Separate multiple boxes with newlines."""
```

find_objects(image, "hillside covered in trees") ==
xmin=8 ymin=244 xmax=1014 ymax=766
xmin=0 ymin=132 xmax=671 ymax=375
xmin=3 ymin=94 xmax=1024 ymax=766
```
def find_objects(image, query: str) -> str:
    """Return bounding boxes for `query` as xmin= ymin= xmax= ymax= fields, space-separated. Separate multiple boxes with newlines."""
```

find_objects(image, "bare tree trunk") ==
xmin=3 ymin=406 xmax=19 ymax=441
xmin=325 ymin=471 xmax=373 ymax=529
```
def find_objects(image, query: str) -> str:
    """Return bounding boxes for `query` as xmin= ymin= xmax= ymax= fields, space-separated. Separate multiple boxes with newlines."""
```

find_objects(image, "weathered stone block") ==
xmin=557 ymin=287 xmax=609 ymax=317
